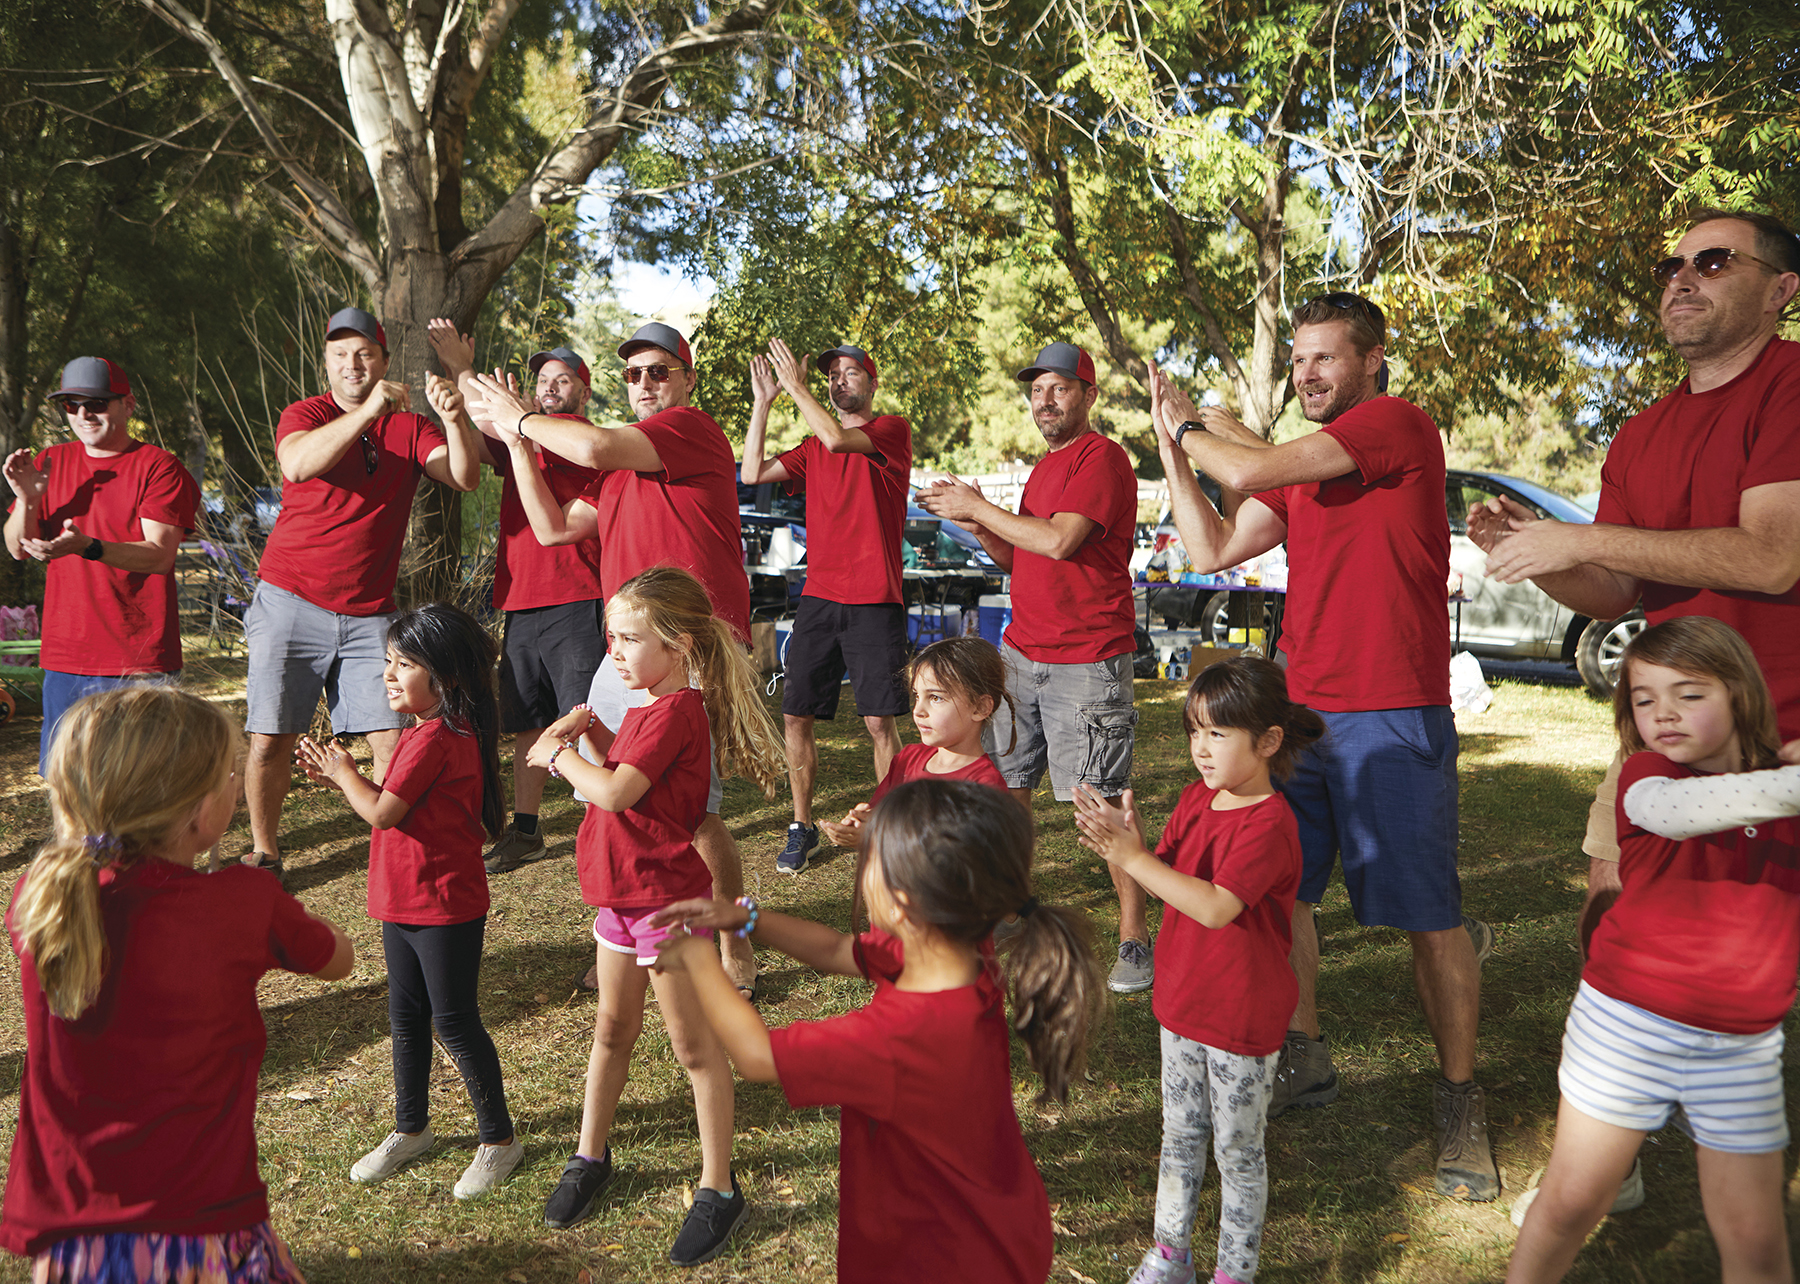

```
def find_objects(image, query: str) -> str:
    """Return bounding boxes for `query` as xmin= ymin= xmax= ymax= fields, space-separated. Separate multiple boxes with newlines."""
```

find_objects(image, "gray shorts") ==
xmin=243 ymin=582 xmax=407 ymax=737
xmin=499 ymin=599 xmax=607 ymax=734
xmin=985 ymin=645 xmax=1136 ymax=801
xmin=584 ymin=660 xmax=724 ymax=814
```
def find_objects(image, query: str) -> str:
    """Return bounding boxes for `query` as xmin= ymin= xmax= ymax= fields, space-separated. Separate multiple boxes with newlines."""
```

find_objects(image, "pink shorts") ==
xmin=593 ymin=907 xmax=714 ymax=966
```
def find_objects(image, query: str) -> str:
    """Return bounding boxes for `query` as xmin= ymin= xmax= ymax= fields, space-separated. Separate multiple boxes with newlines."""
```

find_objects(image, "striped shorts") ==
xmin=1558 ymin=980 xmax=1789 ymax=1154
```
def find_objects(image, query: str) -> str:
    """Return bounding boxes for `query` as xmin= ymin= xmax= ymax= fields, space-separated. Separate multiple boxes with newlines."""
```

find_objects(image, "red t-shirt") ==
xmin=1256 ymin=397 xmax=1450 ymax=711
xmin=868 ymin=741 xmax=1008 ymax=805
xmin=1597 ymin=338 xmax=1800 ymax=738
xmin=0 ymin=861 xmax=336 ymax=1255
xmin=580 ymin=406 xmax=750 ymax=641
xmin=16 ymin=439 xmax=198 ymax=675
xmin=768 ymin=931 xmax=1053 ymax=1284
xmin=1003 ymin=431 xmax=1137 ymax=664
xmin=1151 ymin=783 xmax=1300 ymax=1055
xmin=1583 ymin=752 xmax=1800 ymax=1034
xmin=259 ymin=394 xmax=448 ymax=616
xmin=367 ymin=717 xmax=490 ymax=925
xmin=575 ymin=687 xmax=713 ymax=912
xmin=778 ymin=416 xmax=913 ymax=604
xmin=488 ymin=424 xmax=603 ymax=612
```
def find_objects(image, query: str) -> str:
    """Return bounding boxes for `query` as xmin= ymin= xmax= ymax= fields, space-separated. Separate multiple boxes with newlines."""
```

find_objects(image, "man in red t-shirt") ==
xmin=466 ymin=321 xmax=757 ymax=992
xmin=1474 ymin=210 xmax=1800 ymax=950
xmin=1151 ymin=294 xmax=1496 ymax=1203
xmin=916 ymin=342 xmax=1144 ymax=986
xmin=4 ymin=357 xmax=200 ymax=772
xmin=427 ymin=321 xmax=607 ymax=874
xmin=242 ymin=307 xmax=482 ymax=881
xmin=740 ymin=338 xmax=912 ymax=873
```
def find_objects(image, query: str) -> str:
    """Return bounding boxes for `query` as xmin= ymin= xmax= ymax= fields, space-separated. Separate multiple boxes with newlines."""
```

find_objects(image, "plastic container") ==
xmin=907 ymin=606 xmax=963 ymax=648
xmin=976 ymin=594 xmax=1011 ymax=647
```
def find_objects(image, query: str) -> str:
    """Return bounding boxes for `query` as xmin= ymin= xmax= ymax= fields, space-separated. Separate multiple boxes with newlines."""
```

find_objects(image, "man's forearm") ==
xmin=1529 ymin=562 xmax=1642 ymax=622
xmin=741 ymin=400 xmax=775 ymax=483
xmin=279 ymin=404 xmax=378 ymax=482
xmin=4 ymin=505 xmax=36 ymax=560
xmin=1583 ymin=522 xmax=1800 ymax=598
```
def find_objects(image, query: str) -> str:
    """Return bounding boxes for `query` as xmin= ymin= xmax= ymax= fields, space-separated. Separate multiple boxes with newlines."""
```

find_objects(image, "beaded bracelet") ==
xmin=734 ymin=895 xmax=759 ymax=939
xmin=547 ymin=742 xmax=570 ymax=780
xmin=571 ymin=702 xmax=595 ymax=733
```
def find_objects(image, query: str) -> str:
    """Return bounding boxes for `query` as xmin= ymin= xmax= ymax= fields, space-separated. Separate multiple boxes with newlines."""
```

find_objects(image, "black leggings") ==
xmin=383 ymin=917 xmax=513 ymax=1143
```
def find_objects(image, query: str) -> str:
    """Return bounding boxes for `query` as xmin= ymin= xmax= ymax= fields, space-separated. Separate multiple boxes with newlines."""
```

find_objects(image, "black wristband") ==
xmin=516 ymin=411 xmax=535 ymax=440
xmin=80 ymin=537 xmax=104 ymax=562
xmin=1174 ymin=420 xmax=1204 ymax=448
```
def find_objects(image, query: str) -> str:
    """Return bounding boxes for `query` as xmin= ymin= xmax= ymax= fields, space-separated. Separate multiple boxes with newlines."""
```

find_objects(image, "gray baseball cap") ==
xmin=50 ymin=356 xmax=131 ymax=403
xmin=617 ymin=322 xmax=693 ymax=367
xmin=1016 ymin=341 xmax=1096 ymax=385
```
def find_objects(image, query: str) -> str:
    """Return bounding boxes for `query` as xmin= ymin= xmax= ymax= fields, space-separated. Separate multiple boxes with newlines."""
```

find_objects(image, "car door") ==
xmin=1445 ymin=476 xmax=1559 ymax=655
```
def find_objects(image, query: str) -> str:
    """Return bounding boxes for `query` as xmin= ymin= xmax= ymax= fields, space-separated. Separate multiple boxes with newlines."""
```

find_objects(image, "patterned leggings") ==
xmin=1154 ymin=1027 xmax=1276 ymax=1283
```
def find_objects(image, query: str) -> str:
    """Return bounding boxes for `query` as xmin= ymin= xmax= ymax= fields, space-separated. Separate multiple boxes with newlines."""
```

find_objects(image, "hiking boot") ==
xmin=350 ymin=1127 xmax=435 ymax=1183
xmin=544 ymin=1150 xmax=613 ymax=1229
xmin=777 ymin=823 xmax=818 ymax=875
xmin=1126 ymin=1246 xmax=1197 ymax=1284
xmin=668 ymin=1172 xmax=748 ymax=1266
xmin=1509 ymin=1157 xmax=1643 ymax=1228
xmin=1433 ymin=1078 xmax=1499 ymax=1201
xmin=1463 ymin=914 xmax=1494 ymax=965
xmin=453 ymin=1138 xmax=525 ymax=1200
xmin=1107 ymin=938 xmax=1154 ymax=994
xmin=485 ymin=825 xmax=545 ymax=874
xmin=1269 ymin=1030 xmax=1339 ymax=1118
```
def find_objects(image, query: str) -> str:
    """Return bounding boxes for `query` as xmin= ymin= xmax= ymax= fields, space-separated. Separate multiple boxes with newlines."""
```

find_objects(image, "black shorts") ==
xmin=780 ymin=597 xmax=910 ymax=719
xmin=498 ymin=599 xmax=606 ymax=733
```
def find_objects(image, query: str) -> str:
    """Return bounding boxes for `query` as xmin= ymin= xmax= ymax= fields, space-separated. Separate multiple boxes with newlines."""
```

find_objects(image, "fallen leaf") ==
xmin=1385 ymin=1233 xmax=1410 ymax=1244
xmin=1068 ymin=1270 xmax=1097 ymax=1284
xmin=1051 ymin=1220 xmax=1073 ymax=1236
xmin=346 ymin=1247 xmax=362 ymax=1259
xmin=602 ymin=1243 xmax=624 ymax=1253
xmin=287 ymin=1090 xmax=320 ymax=1102
xmin=681 ymin=1182 xmax=694 ymax=1209
xmin=534 ymin=993 xmax=549 ymax=1003
xmin=506 ymin=1273 xmax=527 ymax=1283
xmin=575 ymin=1272 xmax=592 ymax=1284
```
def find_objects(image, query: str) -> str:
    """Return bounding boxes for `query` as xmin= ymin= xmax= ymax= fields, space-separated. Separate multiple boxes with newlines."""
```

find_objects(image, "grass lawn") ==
xmin=0 ymin=644 xmax=1795 ymax=1282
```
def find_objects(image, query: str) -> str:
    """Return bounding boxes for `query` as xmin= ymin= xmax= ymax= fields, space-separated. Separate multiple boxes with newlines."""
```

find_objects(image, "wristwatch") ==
xmin=80 ymin=538 xmax=104 ymax=561
xmin=1173 ymin=420 xmax=1205 ymax=449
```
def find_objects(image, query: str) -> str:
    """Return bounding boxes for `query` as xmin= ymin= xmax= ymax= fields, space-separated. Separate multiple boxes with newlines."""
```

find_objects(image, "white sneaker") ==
xmin=1510 ymin=1157 xmax=1644 ymax=1228
xmin=453 ymin=1138 xmax=525 ymax=1200
xmin=350 ymin=1127 xmax=435 ymax=1183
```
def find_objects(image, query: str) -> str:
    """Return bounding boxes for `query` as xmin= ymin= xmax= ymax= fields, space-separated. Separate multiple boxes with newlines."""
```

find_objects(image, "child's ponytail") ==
xmin=1006 ymin=901 xmax=1104 ymax=1104
xmin=12 ymin=686 xmax=238 ymax=1019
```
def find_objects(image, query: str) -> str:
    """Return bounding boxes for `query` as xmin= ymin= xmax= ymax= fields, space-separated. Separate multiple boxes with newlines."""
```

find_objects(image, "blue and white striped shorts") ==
xmin=1558 ymin=980 xmax=1788 ymax=1154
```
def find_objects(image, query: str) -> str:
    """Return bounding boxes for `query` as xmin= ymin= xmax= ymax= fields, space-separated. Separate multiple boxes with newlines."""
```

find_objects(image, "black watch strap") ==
xmin=1174 ymin=420 xmax=1204 ymax=447
xmin=81 ymin=537 xmax=104 ymax=561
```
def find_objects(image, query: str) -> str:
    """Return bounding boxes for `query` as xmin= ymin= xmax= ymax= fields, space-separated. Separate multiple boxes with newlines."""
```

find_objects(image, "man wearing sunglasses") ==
xmin=243 ymin=305 xmax=482 ymax=882
xmin=4 ymin=356 xmax=200 ymax=773
xmin=739 ymin=339 xmax=912 ymax=874
xmin=1150 ymin=293 xmax=1497 ymax=1204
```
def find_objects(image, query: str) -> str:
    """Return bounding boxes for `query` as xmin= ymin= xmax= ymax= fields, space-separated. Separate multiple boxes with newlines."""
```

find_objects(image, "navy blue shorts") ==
xmin=40 ymin=670 xmax=177 ymax=775
xmin=1278 ymin=706 xmax=1460 ymax=931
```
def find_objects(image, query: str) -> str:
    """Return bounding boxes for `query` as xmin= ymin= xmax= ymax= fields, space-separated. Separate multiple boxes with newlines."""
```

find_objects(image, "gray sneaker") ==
xmin=1126 ymin=1246 xmax=1197 ymax=1284
xmin=453 ymin=1138 xmax=525 ymax=1200
xmin=1269 ymin=1030 xmax=1339 ymax=1118
xmin=1433 ymin=1078 xmax=1499 ymax=1201
xmin=1463 ymin=914 xmax=1494 ymax=965
xmin=350 ymin=1126 xmax=435 ymax=1183
xmin=485 ymin=825 xmax=546 ymax=874
xmin=1107 ymin=938 xmax=1154 ymax=993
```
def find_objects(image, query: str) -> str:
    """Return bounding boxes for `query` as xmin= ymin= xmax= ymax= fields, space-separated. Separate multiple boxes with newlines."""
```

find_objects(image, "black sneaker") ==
xmin=668 ymin=1172 xmax=748 ymax=1266
xmin=544 ymin=1150 xmax=612 ymax=1229
xmin=777 ymin=823 xmax=818 ymax=875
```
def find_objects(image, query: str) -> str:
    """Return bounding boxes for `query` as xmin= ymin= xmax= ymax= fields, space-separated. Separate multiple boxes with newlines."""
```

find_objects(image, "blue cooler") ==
xmin=976 ymin=594 xmax=1011 ymax=647
xmin=907 ymin=605 xmax=962 ymax=648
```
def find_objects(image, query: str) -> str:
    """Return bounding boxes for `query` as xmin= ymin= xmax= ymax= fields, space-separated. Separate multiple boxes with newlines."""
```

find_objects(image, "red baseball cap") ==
xmin=816 ymin=344 xmax=877 ymax=380
xmin=528 ymin=346 xmax=591 ymax=388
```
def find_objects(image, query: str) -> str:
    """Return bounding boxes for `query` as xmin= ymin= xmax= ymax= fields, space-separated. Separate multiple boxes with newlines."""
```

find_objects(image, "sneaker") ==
xmin=350 ymin=1127 xmax=435 ymax=1183
xmin=243 ymin=851 xmax=285 ymax=888
xmin=1463 ymin=914 xmax=1495 ymax=965
xmin=1107 ymin=938 xmax=1154 ymax=993
xmin=1433 ymin=1078 xmax=1499 ymax=1201
xmin=668 ymin=1172 xmax=748 ymax=1266
xmin=485 ymin=825 xmax=545 ymax=874
xmin=453 ymin=1138 xmax=525 ymax=1200
xmin=544 ymin=1150 xmax=613 ymax=1229
xmin=1269 ymin=1031 xmax=1339 ymax=1118
xmin=777 ymin=823 xmax=818 ymax=875
xmin=1127 ymin=1246 xmax=1197 ymax=1284
xmin=1509 ymin=1157 xmax=1644 ymax=1228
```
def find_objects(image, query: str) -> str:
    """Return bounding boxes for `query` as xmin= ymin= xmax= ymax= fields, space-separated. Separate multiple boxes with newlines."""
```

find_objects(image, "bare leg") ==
xmin=246 ymin=732 xmax=299 ymax=858
xmin=783 ymin=713 xmax=817 ymax=824
xmin=1410 ymin=924 xmax=1480 ymax=1083
xmin=651 ymin=962 xmax=736 ymax=1193
xmin=1696 ymin=1146 xmax=1794 ymax=1284
xmin=512 ymin=729 xmax=551 ymax=816
xmin=1113 ymin=864 xmax=1148 ymax=944
xmin=366 ymin=727 xmax=400 ymax=788
xmin=696 ymin=814 xmax=755 ymax=988
xmin=1506 ymin=1098 xmax=1645 ymax=1283
xmin=1288 ymin=900 xmax=1321 ymax=1038
xmin=576 ymin=945 xmax=649 ymax=1158
xmin=863 ymin=713 xmax=900 ymax=786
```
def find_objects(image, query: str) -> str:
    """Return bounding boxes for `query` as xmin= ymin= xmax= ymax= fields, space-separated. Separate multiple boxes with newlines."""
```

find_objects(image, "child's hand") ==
xmin=1073 ymin=785 xmax=1145 ymax=866
xmin=1781 ymin=738 xmax=1800 ymax=765
xmin=296 ymin=736 xmax=354 ymax=789
xmin=524 ymin=728 xmax=569 ymax=770
xmin=819 ymin=803 xmax=871 ymax=850
xmin=650 ymin=929 xmax=703 ymax=974
xmin=647 ymin=897 xmax=749 ymax=934
xmin=545 ymin=705 xmax=600 ymax=745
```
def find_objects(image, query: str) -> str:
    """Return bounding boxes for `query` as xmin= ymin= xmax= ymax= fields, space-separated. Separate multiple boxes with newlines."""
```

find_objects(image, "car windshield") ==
xmin=1477 ymin=473 xmax=1593 ymax=525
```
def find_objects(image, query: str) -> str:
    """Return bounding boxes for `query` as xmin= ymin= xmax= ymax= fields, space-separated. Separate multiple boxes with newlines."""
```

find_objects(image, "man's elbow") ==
xmin=1751 ymin=559 xmax=1800 ymax=596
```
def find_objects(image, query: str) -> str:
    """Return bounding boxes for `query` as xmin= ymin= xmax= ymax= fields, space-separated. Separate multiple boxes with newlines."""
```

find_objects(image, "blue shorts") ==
xmin=1278 ymin=706 xmax=1460 ymax=931
xmin=40 ymin=670 xmax=178 ymax=775
xmin=1559 ymin=981 xmax=1789 ymax=1153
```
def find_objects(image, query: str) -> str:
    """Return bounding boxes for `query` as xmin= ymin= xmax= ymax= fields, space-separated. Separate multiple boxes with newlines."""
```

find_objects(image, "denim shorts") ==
xmin=39 ymin=670 xmax=178 ymax=775
xmin=985 ymin=645 xmax=1136 ymax=801
xmin=243 ymin=582 xmax=405 ymax=737
xmin=1279 ymin=705 xmax=1460 ymax=930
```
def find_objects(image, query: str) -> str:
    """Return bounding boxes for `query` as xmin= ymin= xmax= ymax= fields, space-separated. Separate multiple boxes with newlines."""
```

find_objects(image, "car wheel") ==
xmin=1575 ymin=609 xmax=1646 ymax=698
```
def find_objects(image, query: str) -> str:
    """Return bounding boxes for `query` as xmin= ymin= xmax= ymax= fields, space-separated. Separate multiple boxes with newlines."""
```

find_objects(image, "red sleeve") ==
xmin=609 ymin=692 xmax=701 ymax=783
xmin=267 ymin=887 xmax=338 ymax=975
xmin=1207 ymin=797 xmax=1300 ymax=911
xmin=379 ymin=722 xmax=451 ymax=808
xmin=776 ymin=436 xmax=815 ymax=490
xmin=1051 ymin=437 xmax=1131 ymax=540
xmin=139 ymin=451 xmax=200 ymax=530
xmin=1153 ymin=781 xmax=1209 ymax=866
xmin=635 ymin=407 xmax=711 ymax=483
xmin=1323 ymin=397 xmax=1422 ymax=487
xmin=769 ymin=1001 xmax=900 ymax=1118
xmin=1256 ymin=488 xmax=1290 ymax=525
xmin=852 ymin=928 xmax=904 ymax=981
xmin=410 ymin=413 xmax=449 ymax=468
xmin=1740 ymin=355 xmax=1800 ymax=491
xmin=862 ymin=416 xmax=913 ymax=475
xmin=867 ymin=753 xmax=910 ymax=807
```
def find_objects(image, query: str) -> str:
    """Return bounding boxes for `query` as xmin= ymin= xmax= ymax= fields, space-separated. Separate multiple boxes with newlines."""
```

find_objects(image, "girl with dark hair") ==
xmin=1073 ymin=653 xmax=1324 ymax=1284
xmin=649 ymin=778 xmax=1100 ymax=1283
xmin=296 ymin=601 xmax=519 ymax=1202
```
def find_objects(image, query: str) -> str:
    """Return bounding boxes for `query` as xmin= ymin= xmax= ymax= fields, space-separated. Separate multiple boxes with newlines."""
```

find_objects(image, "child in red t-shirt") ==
xmin=1508 ymin=617 xmax=1800 ymax=1284
xmin=819 ymin=635 xmax=1012 ymax=850
xmin=297 ymin=602 xmax=520 ymax=1202
xmin=2 ymin=686 xmax=353 ymax=1280
xmin=1073 ymin=655 xmax=1323 ymax=1284
xmin=649 ymin=777 xmax=1100 ymax=1284
xmin=521 ymin=565 xmax=784 ymax=1263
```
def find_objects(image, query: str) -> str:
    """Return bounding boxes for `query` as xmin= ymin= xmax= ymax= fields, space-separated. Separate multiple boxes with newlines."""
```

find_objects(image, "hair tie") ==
xmin=1018 ymin=896 xmax=1039 ymax=918
xmin=84 ymin=833 xmax=121 ymax=867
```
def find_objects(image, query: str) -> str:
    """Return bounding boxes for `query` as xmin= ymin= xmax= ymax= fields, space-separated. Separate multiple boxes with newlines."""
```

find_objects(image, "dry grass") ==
xmin=0 ymin=648 xmax=1795 ymax=1282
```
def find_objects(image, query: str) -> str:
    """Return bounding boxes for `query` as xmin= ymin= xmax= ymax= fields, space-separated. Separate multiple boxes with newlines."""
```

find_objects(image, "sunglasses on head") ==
xmin=621 ymin=363 xmax=688 ymax=385
xmin=1651 ymin=246 xmax=1780 ymax=289
xmin=60 ymin=397 xmax=115 ymax=414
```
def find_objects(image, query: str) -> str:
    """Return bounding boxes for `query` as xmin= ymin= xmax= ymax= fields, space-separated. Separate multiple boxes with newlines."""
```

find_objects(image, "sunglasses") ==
xmin=1651 ymin=246 xmax=1780 ymax=289
xmin=621 ymin=363 xmax=689 ymax=385
xmin=60 ymin=397 xmax=116 ymax=414
xmin=1311 ymin=291 xmax=1386 ymax=323
xmin=358 ymin=433 xmax=378 ymax=475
